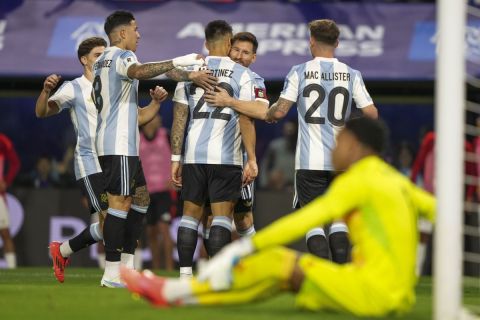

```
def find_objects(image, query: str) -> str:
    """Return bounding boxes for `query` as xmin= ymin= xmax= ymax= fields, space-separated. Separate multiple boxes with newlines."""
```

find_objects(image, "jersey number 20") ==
xmin=303 ymin=84 xmax=350 ymax=126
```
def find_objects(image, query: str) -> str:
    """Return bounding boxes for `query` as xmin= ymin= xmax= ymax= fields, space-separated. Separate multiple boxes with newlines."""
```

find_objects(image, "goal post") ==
xmin=434 ymin=0 xmax=467 ymax=319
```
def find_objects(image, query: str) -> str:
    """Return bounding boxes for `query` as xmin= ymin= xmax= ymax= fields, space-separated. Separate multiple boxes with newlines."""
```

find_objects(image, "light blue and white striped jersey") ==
xmin=48 ymin=75 xmax=102 ymax=180
xmin=173 ymin=56 xmax=256 ymax=166
xmin=93 ymin=46 xmax=139 ymax=156
xmin=280 ymin=57 xmax=373 ymax=171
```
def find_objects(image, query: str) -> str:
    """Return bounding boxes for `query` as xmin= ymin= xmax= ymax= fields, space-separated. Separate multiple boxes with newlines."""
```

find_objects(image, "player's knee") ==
xmin=133 ymin=185 xmax=150 ymax=207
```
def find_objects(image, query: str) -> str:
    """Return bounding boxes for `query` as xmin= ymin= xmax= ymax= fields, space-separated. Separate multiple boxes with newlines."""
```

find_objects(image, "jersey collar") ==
xmin=313 ymin=57 xmax=338 ymax=62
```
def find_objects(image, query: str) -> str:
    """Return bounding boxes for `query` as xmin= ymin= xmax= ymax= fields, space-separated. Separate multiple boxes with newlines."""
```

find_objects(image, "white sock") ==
xmin=179 ymin=267 xmax=193 ymax=278
xmin=134 ymin=249 xmax=142 ymax=271
xmin=97 ymin=253 xmax=106 ymax=269
xmin=416 ymin=242 xmax=427 ymax=276
xmin=103 ymin=261 xmax=121 ymax=280
xmin=121 ymin=253 xmax=135 ymax=269
xmin=5 ymin=252 xmax=16 ymax=269
xmin=238 ymin=226 xmax=256 ymax=237
xmin=60 ymin=242 xmax=73 ymax=258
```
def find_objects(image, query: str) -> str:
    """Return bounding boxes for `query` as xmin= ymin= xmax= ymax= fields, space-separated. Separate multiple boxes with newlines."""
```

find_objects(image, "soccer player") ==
xmin=0 ymin=133 xmax=20 ymax=269
xmin=265 ymin=19 xmax=377 ymax=262
xmin=170 ymin=20 xmax=259 ymax=278
xmin=203 ymin=32 xmax=269 ymax=246
xmin=94 ymin=10 xmax=206 ymax=287
xmin=35 ymin=37 xmax=168 ymax=283
xmin=122 ymin=117 xmax=436 ymax=317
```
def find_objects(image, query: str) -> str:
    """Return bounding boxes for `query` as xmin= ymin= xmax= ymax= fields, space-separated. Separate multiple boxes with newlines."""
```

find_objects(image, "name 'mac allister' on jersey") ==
xmin=280 ymin=57 xmax=373 ymax=171
xmin=48 ymin=75 xmax=102 ymax=180
xmin=93 ymin=46 xmax=140 ymax=157
xmin=173 ymin=56 xmax=263 ymax=166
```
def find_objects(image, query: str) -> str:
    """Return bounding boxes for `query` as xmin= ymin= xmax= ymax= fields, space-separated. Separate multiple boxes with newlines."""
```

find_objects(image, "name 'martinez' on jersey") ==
xmin=281 ymin=57 xmax=373 ymax=171
xmin=173 ymin=56 xmax=257 ymax=166
xmin=92 ymin=46 xmax=140 ymax=157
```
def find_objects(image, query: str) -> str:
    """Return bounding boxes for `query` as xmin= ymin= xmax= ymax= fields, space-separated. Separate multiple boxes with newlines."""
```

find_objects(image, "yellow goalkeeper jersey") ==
xmin=253 ymin=155 xmax=435 ymax=307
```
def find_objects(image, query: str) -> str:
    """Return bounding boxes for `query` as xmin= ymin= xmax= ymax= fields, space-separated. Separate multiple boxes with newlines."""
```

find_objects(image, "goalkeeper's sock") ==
xmin=306 ymin=228 xmax=329 ymax=259
xmin=66 ymin=222 xmax=103 ymax=256
xmin=208 ymin=216 xmax=232 ymax=257
xmin=104 ymin=208 xmax=128 ymax=262
xmin=177 ymin=216 xmax=199 ymax=272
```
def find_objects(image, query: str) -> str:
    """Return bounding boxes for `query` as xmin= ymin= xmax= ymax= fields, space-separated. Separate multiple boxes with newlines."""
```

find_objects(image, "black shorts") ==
xmin=294 ymin=170 xmax=335 ymax=208
xmin=234 ymin=181 xmax=255 ymax=214
xmin=146 ymin=191 xmax=176 ymax=225
xmin=181 ymin=164 xmax=242 ymax=204
xmin=98 ymin=155 xmax=145 ymax=196
xmin=79 ymin=172 xmax=108 ymax=214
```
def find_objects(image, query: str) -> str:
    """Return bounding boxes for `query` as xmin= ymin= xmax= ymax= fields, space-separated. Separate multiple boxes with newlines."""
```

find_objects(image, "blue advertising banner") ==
xmin=0 ymin=0 xmax=478 ymax=80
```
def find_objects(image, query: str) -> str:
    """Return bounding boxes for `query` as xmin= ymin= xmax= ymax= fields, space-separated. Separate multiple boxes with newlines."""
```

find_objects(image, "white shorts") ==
xmin=0 ymin=195 xmax=10 ymax=229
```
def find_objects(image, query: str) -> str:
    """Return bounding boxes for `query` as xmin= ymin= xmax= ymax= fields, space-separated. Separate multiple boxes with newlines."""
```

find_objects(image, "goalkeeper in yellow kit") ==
xmin=121 ymin=117 xmax=436 ymax=317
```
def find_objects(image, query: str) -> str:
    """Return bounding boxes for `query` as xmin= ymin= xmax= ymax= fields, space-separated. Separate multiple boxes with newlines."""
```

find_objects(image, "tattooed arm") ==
xmin=127 ymin=61 xmax=176 ymax=80
xmin=171 ymin=102 xmax=189 ymax=187
xmin=265 ymin=98 xmax=295 ymax=123
xmin=166 ymin=68 xmax=217 ymax=91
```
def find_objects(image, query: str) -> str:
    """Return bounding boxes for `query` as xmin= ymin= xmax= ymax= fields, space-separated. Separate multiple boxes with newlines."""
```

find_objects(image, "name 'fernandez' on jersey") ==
xmin=173 ymin=56 xmax=256 ymax=166
xmin=93 ymin=46 xmax=140 ymax=156
xmin=281 ymin=57 xmax=373 ymax=171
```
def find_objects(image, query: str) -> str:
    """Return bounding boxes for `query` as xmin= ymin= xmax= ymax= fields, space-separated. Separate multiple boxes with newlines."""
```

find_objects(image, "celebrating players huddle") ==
xmin=36 ymin=10 xmax=436 ymax=317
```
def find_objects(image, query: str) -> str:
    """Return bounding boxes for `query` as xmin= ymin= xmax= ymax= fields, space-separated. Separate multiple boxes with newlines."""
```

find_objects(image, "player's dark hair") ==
xmin=345 ymin=117 xmax=388 ymax=154
xmin=204 ymin=20 xmax=233 ymax=42
xmin=231 ymin=32 xmax=258 ymax=53
xmin=77 ymin=37 xmax=107 ymax=63
xmin=308 ymin=19 xmax=339 ymax=46
xmin=104 ymin=10 xmax=135 ymax=35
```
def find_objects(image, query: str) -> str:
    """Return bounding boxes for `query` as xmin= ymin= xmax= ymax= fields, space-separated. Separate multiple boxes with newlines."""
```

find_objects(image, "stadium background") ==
xmin=0 ymin=0 xmax=477 ymax=271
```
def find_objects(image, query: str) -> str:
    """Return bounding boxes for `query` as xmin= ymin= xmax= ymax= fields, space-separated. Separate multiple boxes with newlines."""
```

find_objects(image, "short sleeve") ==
xmin=117 ymin=50 xmax=139 ymax=79
xmin=254 ymin=74 xmax=268 ymax=104
xmin=279 ymin=66 xmax=299 ymax=102
xmin=48 ymin=81 xmax=74 ymax=111
xmin=352 ymin=70 xmax=373 ymax=108
xmin=172 ymin=82 xmax=188 ymax=105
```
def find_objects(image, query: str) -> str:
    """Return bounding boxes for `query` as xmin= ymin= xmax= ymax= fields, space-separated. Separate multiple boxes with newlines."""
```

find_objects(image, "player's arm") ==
xmin=410 ymin=183 xmax=436 ymax=223
xmin=170 ymin=81 xmax=189 ymax=188
xmin=265 ymin=98 xmax=295 ymax=122
xmin=35 ymin=74 xmax=62 ymax=118
xmin=166 ymin=68 xmax=217 ymax=91
xmin=204 ymin=87 xmax=269 ymax=120
xmin=252 ymin=173 xmax=363 ymax=250
xmin=127 ymin=54 xmax=204 ymax=80
xmin=239 ymin=114 xmax=257 ymax=185
xmin=138 ymin=86 xmax=168 ymax=126
xmin=353 ymin=70 xmax=378 ymax=119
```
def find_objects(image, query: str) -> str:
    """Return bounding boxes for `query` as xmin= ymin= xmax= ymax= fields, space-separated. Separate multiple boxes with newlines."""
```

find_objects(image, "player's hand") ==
xmin=171 ymin=161 xmax=182 ymax=188
xmin=189 ymin=70 xmax=217 ymax=91
xmin=197 ymin=237 xmax=254 ymax=290
xmin=242 ymin=159 xmax=258 ymax=186
xmin=172 ymin=53 xmax=205 ymax=67
xmin=0 ymin=180 xmax=6 ymax=193
xmin=204 ymin=87 xmax=232 ymax=108
xmin=150 ymin=86 xmax=168 ymax=103
xmin=43 ymin=74 xmax=61 ymax=93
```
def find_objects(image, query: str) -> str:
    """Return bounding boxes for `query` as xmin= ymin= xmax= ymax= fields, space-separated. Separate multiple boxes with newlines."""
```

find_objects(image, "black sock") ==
xmin=103 ymin=208 xmax=128 ymax=261
xmin=329 ymin=231 xmax=350 ymax=264
xmin=69 ymin=223 xmax=101 ymax=252
xmin=306 ymin=235 xmax=329 ymax=259
xmin=123 ymin=208 xmax=145 ymax=254
xmin=177 ymin=216 xmax=199 ymax=267
xmin=208 ymin=216 xmax=232 ymax=257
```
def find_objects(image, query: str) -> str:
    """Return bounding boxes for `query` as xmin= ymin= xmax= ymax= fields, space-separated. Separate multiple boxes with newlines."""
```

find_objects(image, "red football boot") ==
xmin=49 ymin=241 xmax=70 ymax=283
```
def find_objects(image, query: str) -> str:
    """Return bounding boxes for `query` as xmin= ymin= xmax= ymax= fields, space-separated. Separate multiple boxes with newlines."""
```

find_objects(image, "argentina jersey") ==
xmin=173 ymin=56 xmax=256 ymax=166
xmin=93 ymin=46 xmax=140 ymax=157
xmin=280 ymin=57 xmax=373 ymax=171
xmin=48 ymin=75 xmax=102 ymax=180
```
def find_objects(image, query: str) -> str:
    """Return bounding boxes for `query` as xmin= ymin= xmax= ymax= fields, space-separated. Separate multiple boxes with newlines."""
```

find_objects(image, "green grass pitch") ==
xmin=0 ymin=268 xmax=478 ymax=320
